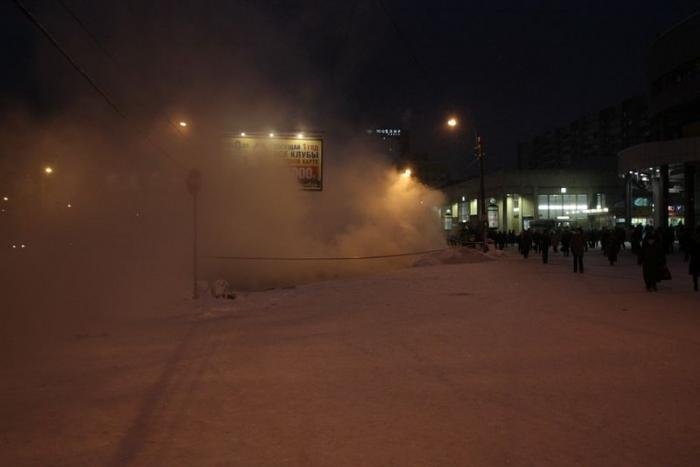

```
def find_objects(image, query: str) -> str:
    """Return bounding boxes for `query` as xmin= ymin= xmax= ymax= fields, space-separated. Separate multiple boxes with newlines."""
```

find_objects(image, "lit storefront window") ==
xmin=469 ymin=199 xmax=477 ymax=216
xmin=595 ymin=193 xmax=606 ymax=209
xmin=537 ymin=193 xmax=589 ymax=219
xmin=443 ymin=208 xmax=453 ymax=230
xmin=459 ymin=201 xmax=469 ymax=222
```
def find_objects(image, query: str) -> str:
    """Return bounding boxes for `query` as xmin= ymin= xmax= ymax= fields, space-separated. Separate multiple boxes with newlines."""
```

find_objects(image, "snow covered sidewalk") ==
xmin=1 ymin=247 xmax=699 ymax=466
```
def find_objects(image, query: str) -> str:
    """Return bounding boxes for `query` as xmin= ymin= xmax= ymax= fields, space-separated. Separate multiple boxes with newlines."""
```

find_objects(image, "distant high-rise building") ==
xmin=362 ymin=128 xmax=448 ymax=186
xmin=518 ymin=96 xmax=650 ymax=170
xmin=364 ymin=128 xmax=410 ymax=163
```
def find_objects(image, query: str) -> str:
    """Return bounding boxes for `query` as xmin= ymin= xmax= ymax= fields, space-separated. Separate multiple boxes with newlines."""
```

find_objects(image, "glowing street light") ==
xmin=44 ymin=166 xmax=53 ymax=174
xmin=269 ymin=132 xmax=275 ymax=138
xmin=240 ymin=132 xmax=247 ymax=137
xmin=2 ymin=196 xmax=7 ymax=201
xmin=179 ymin=121 xmax=188 ymax=128
xmin=402 ymin=168 xmax=412 ymax=178
xmin=447 ymin=116 xmax=487 ymax=251
xmin=296 ymin=132 xmax=304 ymax=139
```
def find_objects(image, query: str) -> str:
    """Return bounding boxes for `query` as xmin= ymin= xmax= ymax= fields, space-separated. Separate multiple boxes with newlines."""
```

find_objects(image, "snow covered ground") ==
xmin=2 ymin=245 xmax=699 ymax=466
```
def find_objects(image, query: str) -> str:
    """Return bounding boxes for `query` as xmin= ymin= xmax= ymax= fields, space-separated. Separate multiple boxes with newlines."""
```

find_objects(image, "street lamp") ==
xmin=447 ymin=117 xmax=487 ymax=251
xmin=41 ymin=165 xmax=54 ymax=212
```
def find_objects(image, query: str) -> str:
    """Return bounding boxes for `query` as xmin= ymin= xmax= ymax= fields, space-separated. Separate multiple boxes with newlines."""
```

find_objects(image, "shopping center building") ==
xmin=440 ymin=169 xmax=623 ymax=233
xmin=439 ymin=12 xmax=699 ymax=233
xmin=618 ymin=12 xmax=700 ymax=228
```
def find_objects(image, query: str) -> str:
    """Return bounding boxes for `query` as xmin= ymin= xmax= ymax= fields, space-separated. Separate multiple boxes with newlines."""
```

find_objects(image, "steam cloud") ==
xmin=0 ymin=0 xmax=449 ymax=366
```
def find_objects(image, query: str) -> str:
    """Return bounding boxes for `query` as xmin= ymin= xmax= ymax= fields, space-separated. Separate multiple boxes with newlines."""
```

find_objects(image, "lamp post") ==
xmin=447 ymin=118 xmax=488 ymax=251
xmin=186 ymin=169 xmax=202 ymax=299
xmin=475 ymin=134 xmax=487 ymax=252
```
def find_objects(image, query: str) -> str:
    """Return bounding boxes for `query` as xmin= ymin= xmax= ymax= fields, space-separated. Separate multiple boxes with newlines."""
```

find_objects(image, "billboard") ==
xmin=226 ymin=134 xmax=323 ymax=190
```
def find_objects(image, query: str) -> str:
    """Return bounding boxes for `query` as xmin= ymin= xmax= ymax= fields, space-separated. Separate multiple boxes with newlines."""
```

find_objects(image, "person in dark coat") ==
xmin=630 ymin=225 xmax=643 ymax=256
xmin=639 ymin=229 xmax=666 ymax=292
xmin=606 ymin=234 xmax=621 ymax=265
xmin=561 ymin=229 xmax=572 ymax=257
xmin=571 ymin=228 xmax=585 ymax=273
xmin=519 ymin=229 xmax=532 ymax=259
xmin=540 ymin=229 xmax=551 ymax=264
xmin=688 ymin=226 xmax=700 ymax=292
xmin=615 ymin=226 xmax=627 ymax=251
xmin=600 ymin=227 xmax=611 ymax=257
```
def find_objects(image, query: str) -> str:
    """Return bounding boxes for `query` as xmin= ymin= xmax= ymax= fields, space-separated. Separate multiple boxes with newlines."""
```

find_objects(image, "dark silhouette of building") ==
xmin=518 ymin=96 xmax=649 ymax=170
xmin=619 ymin=11 xmax=700 ymax=227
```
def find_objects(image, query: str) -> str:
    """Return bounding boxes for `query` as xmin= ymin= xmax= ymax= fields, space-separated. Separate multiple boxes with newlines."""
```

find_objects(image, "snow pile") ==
xmin=412 ymin=247 xmax=495 ymax=267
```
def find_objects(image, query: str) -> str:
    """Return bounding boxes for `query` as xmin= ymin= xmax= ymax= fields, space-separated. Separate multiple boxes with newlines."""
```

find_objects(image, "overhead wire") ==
xmin=12 ymin=0 xmax=188 ymax=172
xmin=203 ymin=248 xmax=449 ymax=261
xmin=56 ymin=0 xmax=114 ymax=60
xmin=57 ymin=0 xmax=189 ymax=139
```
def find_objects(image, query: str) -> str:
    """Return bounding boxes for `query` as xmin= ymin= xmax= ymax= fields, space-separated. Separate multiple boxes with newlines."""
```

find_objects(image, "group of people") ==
xmin=503 ymin=224 xmax=700 ymax=292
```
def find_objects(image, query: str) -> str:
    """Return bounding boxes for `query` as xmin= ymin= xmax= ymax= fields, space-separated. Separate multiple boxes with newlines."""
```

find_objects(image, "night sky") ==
xmin=1 ymin=0 xmax=698 ymax=177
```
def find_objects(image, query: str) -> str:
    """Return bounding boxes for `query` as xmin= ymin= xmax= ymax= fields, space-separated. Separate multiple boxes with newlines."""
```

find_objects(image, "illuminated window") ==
xmin=459 ymin=201 xmax=469 ymax=222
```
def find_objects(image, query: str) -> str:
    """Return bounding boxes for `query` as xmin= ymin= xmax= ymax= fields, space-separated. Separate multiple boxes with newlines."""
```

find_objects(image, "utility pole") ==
xmin=186 ymin=169 xmax=202 ymax=299
xmin=475 ymin=135 xmax=487 ymax=251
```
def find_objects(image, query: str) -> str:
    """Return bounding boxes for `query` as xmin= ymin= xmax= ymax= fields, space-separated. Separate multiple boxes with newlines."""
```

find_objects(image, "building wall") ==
xmin=649 ymin=12 xmax=700 ymax=124
xmin=617 ymin=12 xmax=700 ymax=228
xmin=442 ymin=169 xmax=623 ymax=232
xmin=517 ymin=96 xmax=650 ymax=171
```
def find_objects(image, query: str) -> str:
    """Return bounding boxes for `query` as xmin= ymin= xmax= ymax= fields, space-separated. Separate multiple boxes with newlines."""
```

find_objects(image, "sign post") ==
xmin=186 ymin=169 xmax=202 ymax=299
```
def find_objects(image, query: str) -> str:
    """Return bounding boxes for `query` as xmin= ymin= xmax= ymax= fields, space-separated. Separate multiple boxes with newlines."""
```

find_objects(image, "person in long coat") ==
xmin=540 ymin=229 xmax=551 ymax=264
xmin=639 ymin=229 xmax=666 ymax=292
xmin=689 ymin=226 xmax=700 ymax=292
xmin=571 ymin=228 xmax=585 ymax=273
xmin=606 ymin=234 xmax=621 ymax=265
xmin=519 ymin=229 xmax=532 ymax=259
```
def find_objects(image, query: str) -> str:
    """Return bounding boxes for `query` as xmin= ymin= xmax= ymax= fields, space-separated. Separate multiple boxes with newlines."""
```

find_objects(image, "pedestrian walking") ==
xmin=541 ymin=229 xmax=551 ymax=264
xmin=606 ymin=235 xmax=621 ymax=265
xmin=571 ymin=228 xmax=585 ymax=273
xmin=631 ymin=225 xmax=643 ymax=256
xmin=561 ymin=229 xmax=572 ymax=257
xmin=520 ymin=229 xmax=532 ymax=259
xmin=639 ymin=228 xmax=666 ymax=292
xmin=689 ymin=226 xmax=700 ymax=292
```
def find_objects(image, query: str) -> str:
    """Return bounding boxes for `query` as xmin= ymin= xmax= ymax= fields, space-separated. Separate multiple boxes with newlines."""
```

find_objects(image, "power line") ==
xmin=56 ymin=0 xmax=189 ymax=139
xmin=12 ymin=0 xmax=187 ymax=171
xmin=203 ymin=248 xmax=449 ymax=261
xmin=57 ymin=0 xmax=114 ymax=60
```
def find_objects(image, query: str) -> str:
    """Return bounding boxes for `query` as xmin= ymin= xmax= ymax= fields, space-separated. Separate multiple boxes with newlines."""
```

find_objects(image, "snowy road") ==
xmin=2 ymin=247 xmax=700 ymax=466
